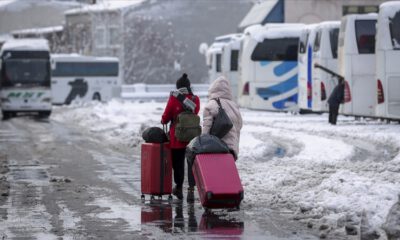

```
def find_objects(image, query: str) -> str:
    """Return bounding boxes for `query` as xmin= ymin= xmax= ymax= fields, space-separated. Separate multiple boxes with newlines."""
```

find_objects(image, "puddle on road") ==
xmin=141 ymin=201 xmax=247 ymax=238
xmin=274 ymin=147 xmax=287 ymax=158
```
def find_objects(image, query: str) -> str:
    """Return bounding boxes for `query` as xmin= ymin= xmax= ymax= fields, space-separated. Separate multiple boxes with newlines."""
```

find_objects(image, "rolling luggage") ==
xmin=193 ymin=153 xmax=244 ymax=210
xmin=141 ymin=142 xmax=172 ymax=201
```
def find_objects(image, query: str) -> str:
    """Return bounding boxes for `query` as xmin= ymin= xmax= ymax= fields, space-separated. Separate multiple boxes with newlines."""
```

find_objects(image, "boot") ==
xmin=173 ymin=185 xmax=183 ymax=200
xmin=187 ymin=186 xmax=195 ymax=203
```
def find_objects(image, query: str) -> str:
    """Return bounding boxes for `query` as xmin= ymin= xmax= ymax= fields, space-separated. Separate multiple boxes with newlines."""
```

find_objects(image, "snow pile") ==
xmin=52 ymin=100 xmax=400 ymax=234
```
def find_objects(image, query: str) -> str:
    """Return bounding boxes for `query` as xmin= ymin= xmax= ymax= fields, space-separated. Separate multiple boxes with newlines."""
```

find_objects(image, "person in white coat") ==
xmin=203 ymin=76 xmax=243 ymax=159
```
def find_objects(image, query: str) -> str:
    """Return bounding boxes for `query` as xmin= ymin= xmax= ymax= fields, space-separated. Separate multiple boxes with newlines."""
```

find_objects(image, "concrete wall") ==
xmin=285 ymin=0 xmax=387 ymax=23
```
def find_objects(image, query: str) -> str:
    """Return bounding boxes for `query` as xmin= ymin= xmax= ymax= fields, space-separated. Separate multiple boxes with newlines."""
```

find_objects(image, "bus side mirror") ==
xmin=50 ymin=59 xmax=56 ymax=70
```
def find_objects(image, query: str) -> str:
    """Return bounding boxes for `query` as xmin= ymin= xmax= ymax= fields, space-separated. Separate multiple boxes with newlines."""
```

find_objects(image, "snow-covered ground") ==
xmin=52 ymin=99 xmax=400 ymax=236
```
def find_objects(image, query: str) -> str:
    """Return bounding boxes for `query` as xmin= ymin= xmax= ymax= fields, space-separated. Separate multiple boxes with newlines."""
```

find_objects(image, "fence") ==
xmin=121 ymin=84 xmax=209 ymax=100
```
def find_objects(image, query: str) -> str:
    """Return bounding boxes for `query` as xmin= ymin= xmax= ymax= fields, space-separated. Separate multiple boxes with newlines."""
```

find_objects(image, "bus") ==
xmin=51 ymin=54 xmax=120 ymax=105
xmin=220 ymin=34 xmax=243 ymax=102
xmin=311 ymin=21 xmax=340 ymax=113
xmin=0 ymin=39 xmax=52 ymax=120
xmin=298 ymin=24 xmax=317 ymax=112
xmin=375 ymin=2 xmax=400 ymax=120
xmin=239 ymin=24 xmax=303 ymax=111
xmin=338 ymin=14 xmax=377 ymax=117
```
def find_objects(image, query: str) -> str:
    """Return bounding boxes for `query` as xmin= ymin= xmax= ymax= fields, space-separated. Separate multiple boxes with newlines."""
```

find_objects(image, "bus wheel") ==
xmin=38 ymin=111 xmax=51 ymax=118
xmin=2 ymin=111 xmax=12 ymax=120
xmin=92 ymin=93 xmax=101 ymax=101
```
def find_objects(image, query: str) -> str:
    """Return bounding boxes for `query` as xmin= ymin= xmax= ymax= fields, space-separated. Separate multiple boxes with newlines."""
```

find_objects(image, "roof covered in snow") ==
xmin=238 ymin=0 xmax=278 ymax=30
xmin=245 ymin=23 xmax=304 ymax=42
xmin=65 ymin=0 xmax=147 ymax=15
xmin=379 ymin=1 xmax=400 ymax=19
xmin=1 ymin=39 xmax=49 ymax=51
xmin=12 ymin=26 xmax=63 ymax=36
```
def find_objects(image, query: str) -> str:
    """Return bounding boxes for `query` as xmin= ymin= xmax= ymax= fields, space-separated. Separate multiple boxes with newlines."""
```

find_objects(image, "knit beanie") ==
xmin=176 ymin=73 xmax=191 ymax=89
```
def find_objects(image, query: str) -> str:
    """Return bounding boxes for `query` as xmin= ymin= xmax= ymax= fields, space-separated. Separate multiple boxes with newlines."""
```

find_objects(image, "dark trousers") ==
xmin=329 ymin=105 xmax=339 ymax=125
xmin=171 ymin=148 xmax=186 ymax=188
xmin=187 ymin=157 xmax=196 ymax=188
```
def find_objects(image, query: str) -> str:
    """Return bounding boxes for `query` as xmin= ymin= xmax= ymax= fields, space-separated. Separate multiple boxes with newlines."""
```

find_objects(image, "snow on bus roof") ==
xmin=51 ymin=53 xmax=119 ymax=62
xmin=246 ymin=25 xmax=303 ymax=42
xmin=65 ymin=0 xmax=146 ymax=15
xmin=379 ymin=1 xmax=400 ymax=19
xmin=1 ymin=39 xmax=49 ymax=51
xmin=343 ymin=13 xmax=378 ymax=21
xmin=317 ymin=21 xmax=340 ymax=28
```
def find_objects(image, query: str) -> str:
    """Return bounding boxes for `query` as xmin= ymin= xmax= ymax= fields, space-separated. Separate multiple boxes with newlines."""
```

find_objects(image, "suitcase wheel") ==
xmin=158 ymin=195 xmax=162 ymax=200
xmin=150 ymin=195 xmax=155 ymax=200
xmin=168 ymin=195 xmax=173 ymax=202
xmin=141 ymin=194 xmax=145 ymax=202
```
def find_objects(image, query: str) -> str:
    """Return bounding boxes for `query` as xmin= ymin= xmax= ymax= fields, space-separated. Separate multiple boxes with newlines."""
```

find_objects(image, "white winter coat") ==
xmin=203 ymin=76 xmax=243 ymax=158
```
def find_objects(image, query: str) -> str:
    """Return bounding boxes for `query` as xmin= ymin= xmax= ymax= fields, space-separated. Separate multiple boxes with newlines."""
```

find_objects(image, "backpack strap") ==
xmin=213 ymin=98 xmax=222 ymax=109
xmin=172 ymin=91 xmax=197 ymax=113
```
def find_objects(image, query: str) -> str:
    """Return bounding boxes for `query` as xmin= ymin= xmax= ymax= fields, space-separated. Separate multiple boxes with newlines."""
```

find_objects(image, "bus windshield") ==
xmin=2 ymin=59 xmax=50 ymax=87
xmin=330 ymin=28 xmax=339 ymax=58
xmin=298 ymin=31 xmax=309 ymax=54
xmin=251 ymin=38 xmax=299 ymax=61
xmin=355 ymin=19 xmax=376 ymax=54
xmin=1 ymin=51 xmax=50 ymax=87
xmin=390 ymin=11 xmax=400 ymax=49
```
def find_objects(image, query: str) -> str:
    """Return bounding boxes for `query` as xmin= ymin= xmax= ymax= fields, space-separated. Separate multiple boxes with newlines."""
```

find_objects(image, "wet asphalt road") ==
xmin=0 ymin=116 xmax=323 ymax=239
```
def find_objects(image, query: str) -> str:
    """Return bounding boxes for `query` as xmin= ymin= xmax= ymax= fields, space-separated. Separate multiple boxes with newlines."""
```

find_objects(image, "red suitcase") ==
xmin=193 ymin=153 xmax=244 ymax=209
xmin=141 ymin=142 xmax=172 ymax=200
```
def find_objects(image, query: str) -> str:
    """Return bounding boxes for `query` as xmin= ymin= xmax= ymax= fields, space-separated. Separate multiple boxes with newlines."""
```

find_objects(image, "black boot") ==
xmin=187 ymin=187 xmax=195 ymax=203
xmin=173 ymin=185 xmax=183 ymax=200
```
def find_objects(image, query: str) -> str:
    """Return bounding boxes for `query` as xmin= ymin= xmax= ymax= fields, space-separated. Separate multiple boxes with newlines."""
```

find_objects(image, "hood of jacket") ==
xmin=208 ymin=76 xmax=233 ymax=100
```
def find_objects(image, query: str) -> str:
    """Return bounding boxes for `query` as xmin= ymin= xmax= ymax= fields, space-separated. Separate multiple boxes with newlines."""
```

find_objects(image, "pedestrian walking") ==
xmin=161 ymin=73 xmax=200 ymax=200
xmin=203 ymin=76 xmax=243 ymax=158
xmin=327 ymin=79 xmax=345 ymax=125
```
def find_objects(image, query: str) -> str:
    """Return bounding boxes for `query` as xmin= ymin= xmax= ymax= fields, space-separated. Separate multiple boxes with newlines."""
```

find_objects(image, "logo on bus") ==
xmin=7 ymin=92 xmax=45 ymax=99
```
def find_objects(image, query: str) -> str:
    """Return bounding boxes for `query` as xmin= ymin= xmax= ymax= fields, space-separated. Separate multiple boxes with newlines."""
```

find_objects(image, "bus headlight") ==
xmin=41 ymin=98 xmax=51 ymax=103
xmin=1 ymin=98 xmax=10 ymax=103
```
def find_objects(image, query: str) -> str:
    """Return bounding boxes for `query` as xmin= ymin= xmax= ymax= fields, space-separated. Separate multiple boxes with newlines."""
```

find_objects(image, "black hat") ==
xmin=176 ymin=73 xmax=191 ymax=89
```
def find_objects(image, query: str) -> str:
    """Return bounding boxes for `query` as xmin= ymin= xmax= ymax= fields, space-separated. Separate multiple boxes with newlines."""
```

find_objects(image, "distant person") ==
xmin=203 ymin=76 xmax=243 ymax=158
xmin=327 ymin=79 xmax=345 ymax=125
xmin=161 ymin=73 xmax=200 ymax=200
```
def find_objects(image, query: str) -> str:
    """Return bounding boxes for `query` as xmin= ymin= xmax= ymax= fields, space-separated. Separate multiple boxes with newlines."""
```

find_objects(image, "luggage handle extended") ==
xmin=161 ymin=124 xmax=169 ymax=181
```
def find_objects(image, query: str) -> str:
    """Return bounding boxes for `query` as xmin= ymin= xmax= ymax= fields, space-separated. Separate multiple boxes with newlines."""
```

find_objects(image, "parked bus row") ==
xmin=202 ymin=1 xmax=400 ymax=121
xmin=0 ymin=39 xmax=121 ymax=120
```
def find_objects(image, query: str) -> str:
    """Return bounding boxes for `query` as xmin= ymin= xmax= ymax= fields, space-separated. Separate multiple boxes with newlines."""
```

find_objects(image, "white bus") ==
xmin=51 ymin=54 xmax=120 ymax=105
xmin=239 ymin=24 xmax=303 ymax=111
xmin=0 ymin=39 xmax=52 ymax=120
xmin=221 ymin=34 xmax=243 ymax=102
xmin=311 ymin=21 xmax=340 ymax=113
xmin=298 ymin=24 xmax=317 ymax=112
xmin=204 ymin=34 xmax=235 ymax=84
xmin=338 ymin=13 xmax=377 ymax=117
xmin=375 ymin=2 xmax=400 ymax=120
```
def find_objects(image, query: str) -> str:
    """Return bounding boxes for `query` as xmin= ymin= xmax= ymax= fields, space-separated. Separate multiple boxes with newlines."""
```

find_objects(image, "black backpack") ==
xmin=209 ymin=98 xmax=233 ymax=139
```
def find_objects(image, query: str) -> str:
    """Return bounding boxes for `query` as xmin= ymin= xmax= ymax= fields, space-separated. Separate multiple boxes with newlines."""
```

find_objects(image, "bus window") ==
xmin=390 ymin=11 xmax=400 ymax=49
xmin=313 ymin=30 xmax=322 ymax=52
xmin=298 ymin=32 xmax=309 ymax=54
xmin=230 ymin=50 xmax=239 ymax=71
xmin=330 ymin=28 xmax=339 ymax=58
xmin=216 ymin=53 xmax=222 ymax=72
xmin=251 ymin=38 xmax=299 ymax=61
xmin=355 ymin=20 xmax=376 ymax=54
xmin=52 ymin=62 xmax=118 ymax=77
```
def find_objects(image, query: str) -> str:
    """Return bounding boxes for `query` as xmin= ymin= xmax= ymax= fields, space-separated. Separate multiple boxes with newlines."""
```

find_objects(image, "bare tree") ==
xmin=123 ymin=14 xmax=186 ymax=84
